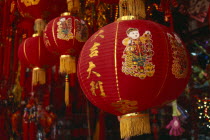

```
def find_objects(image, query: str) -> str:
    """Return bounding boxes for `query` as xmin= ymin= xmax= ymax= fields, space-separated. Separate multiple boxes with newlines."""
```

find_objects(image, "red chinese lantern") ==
xmin=43 ymin=0 xmax=89 ymax=108
xmin=17 ymin=0 xmax=67 ymax=20
xmin=77 ymin=19 xmax=191 ymax=138
xmin=18 ymin=35 xmax=58 ymax=85
xmin=43 ymin=14 xmax=89 ymax=74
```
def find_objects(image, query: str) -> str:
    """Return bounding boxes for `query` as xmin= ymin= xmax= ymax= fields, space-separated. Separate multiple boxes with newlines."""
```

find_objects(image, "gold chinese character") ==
xmin=21 ymin=0 xmax=40 ymax=7
xmin=90 ymin=81 xmax=106 ymax=97
xmin=89 ymin=42 xmax=100 ymax=57
xmin=43 ymin=33 xmax=51 ymax=47
xmin=91 ymin=30 xmax=104 ymax=41
xmin=87 ymin=62 xmax=101 ymax=78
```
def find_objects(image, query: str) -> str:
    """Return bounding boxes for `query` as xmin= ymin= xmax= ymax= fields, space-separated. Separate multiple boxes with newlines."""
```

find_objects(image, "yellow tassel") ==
xmin=34 ymin=19 xmax=46 ymax=36
xmin=172 ymin=100 xmax=181 ymax=116
xmin=60 ymin=55 xmax=76 ymax=74
xmin=120 ymin=112 xmax=151 ymax=139
xmin=65 ymin=75 xmax=70 ymax=106
xmin=119 ymin=0 xmax=146 ymax=20
xmin=32 ymin=67 xmax=46 ymax=86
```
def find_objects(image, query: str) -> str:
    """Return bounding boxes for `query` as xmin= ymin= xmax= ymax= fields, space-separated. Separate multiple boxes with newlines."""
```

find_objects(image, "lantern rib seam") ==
xmin=72 ymin=16 xmax=75 ymax=51
xmin=52 ymin=19 xmax=58 ymax=48
xmin=155 ymin=25 xmax=170 ymax=99
xmin=114 ymin=21 xmax=121 ymax=100
xmin=23 ymin=39 xmax=30 ymax=65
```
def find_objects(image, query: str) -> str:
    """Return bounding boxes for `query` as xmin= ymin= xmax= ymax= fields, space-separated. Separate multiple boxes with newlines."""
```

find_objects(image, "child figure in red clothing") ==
xmin=122 ymin=28 xmax=155 ymax=79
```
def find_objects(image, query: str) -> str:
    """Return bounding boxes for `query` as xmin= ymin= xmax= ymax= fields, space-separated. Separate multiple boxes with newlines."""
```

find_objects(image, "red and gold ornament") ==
xmin=43 ymin=14 xmax=89 ymax=74
xmin=77 ymin=19 xmax=191 ymax=138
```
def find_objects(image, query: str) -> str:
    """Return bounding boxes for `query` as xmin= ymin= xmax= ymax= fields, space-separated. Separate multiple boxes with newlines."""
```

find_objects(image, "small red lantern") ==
xmin=18 ymin=35 xmax=58 ymax=85
xmin=77 ymin=19 xmax=191 ymax=138
xmin=43 ymin=14 xmax=89 ymax=74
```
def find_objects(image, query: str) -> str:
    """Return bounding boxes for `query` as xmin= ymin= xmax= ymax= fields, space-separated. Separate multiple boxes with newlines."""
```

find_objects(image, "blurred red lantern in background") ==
xmin=17 ymin=0 xmax=67 ymax=21
xmin=43 ymin=14 xmax=89 ymax=74
xmin=77 ymin=19 xmax=191 ymax=138
xmin=18 ymin=35 xmax=58 ymax=85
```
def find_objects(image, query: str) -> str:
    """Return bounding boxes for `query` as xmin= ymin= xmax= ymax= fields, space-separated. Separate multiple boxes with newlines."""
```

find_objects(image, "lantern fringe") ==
xmin=65 ymin=75 xmax=70 ymax=106
xmin=60 ymin=55 xmax=76 ymax=74
xmin=119 ymin=0 xmax=146 ymax=20
xmin=32 ymin=67 xmax=46 ymax=86
xmin=120 ymin=112 xmax=151 ymax=139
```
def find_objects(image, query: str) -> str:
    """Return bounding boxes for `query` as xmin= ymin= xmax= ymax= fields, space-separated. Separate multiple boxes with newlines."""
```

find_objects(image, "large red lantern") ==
xmin=18 ymin=35 xmax=58 ymax=85
xmin=43 ymin=14 xmax=89 ymax=74
xmin=77 ymin=19 xmax=191 ymax=138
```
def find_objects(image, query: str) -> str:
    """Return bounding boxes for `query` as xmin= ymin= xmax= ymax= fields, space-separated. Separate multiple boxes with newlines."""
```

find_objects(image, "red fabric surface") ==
xmin=0 ymin=115 xmax=9 ymax=140
xmin=18 ymin=19 xmax=34 ymax=37
xmin=43 ymin=15 xmax=89 ymax=56
xmin=17 ymin=0 xmax=67 ymax=21
xmin=29 ymin=121 xmax=37 ymax=140
xmin=22 ymin=112 xmax=29 ymax=140
xmin=0 ymin=44 xmax=3 ymax=80
xmin=100 ymin=0 xmax=119 ymax=4
xmin=18 ymin=36 xmax=59 ymax=69
xmin=78 ymin=20 xmax=191 ymax=116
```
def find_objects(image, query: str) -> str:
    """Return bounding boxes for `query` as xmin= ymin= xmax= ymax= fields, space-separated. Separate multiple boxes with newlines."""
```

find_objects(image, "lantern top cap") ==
xmin=61 ymin=12 xmax=71 ymax=16
xmin=32 ymin=33 xmax=39 ymax=37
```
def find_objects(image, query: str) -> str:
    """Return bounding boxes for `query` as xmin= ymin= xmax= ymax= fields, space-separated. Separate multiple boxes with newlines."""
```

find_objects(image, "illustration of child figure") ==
xmin=122 ymin=28 xmax=155 ymax=79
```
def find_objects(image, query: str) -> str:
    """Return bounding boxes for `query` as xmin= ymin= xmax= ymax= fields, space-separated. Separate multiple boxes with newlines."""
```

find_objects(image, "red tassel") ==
xmin=3 ymin=38 xmax=9 ymax=79
xmin=29 ymin=121 xmax=37 ymax=140
xmin=23 ymin=109 xmax=29 ymax=140
xmin=20 ymin=64 xmax=26 ymax=101
xmin=3 ymin=32 xmax=12 ymax=80
xmin=0 ymin=113 xmax=9 ymax=140
xmin=43 ymin=88 xmax=50 ymax=109
xmin=0 ymin=44 xmax=3 ymax=80
xmin=2 ymin=0 xmax=9 ymax=42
